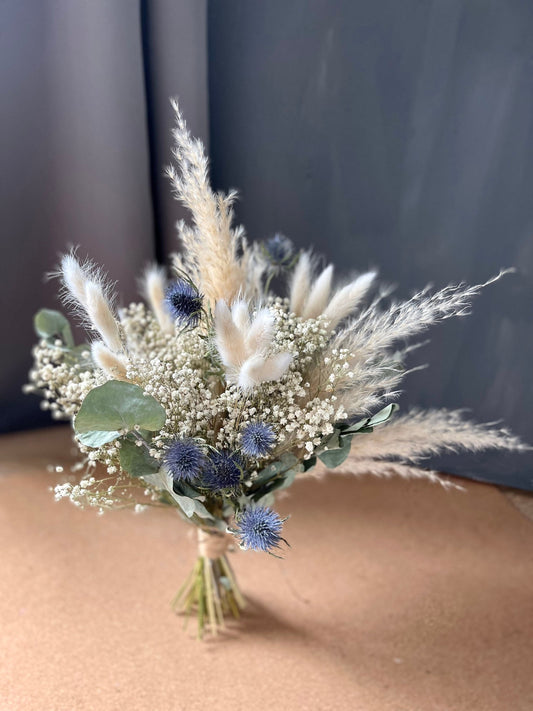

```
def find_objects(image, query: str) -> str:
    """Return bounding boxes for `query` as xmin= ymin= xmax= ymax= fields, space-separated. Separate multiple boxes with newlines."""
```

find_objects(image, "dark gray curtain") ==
xmin=208 ymin=0 xmax=533 ymax=489
xmin=0 ymin=0 xmax=208 ymax=432
xmin=2 ymin=0 xmax=532 ymax=489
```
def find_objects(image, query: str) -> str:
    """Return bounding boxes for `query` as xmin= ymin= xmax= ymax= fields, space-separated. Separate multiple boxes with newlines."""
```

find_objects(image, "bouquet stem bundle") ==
xmin=172 ymin=530 xmax=245 ymax=638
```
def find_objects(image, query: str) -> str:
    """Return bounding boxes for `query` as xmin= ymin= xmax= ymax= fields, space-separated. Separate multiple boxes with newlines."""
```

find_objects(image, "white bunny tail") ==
xmin=289 ymin=251 xmax=312 ymax=316
xmin=84 ymin=281 xmax=122 ymax=353
xmin=214 ymin=300 xmax=247 ymax=368
xmin=231 ymin=300 xmax=251 ymax=334
xmin=60 ymin=253 xmax=89 ymax=308
xmin=301 ymin=264 xmax=334 ymax=319
xmin=141 ymin=265 xmax=174 ymax=333
xmin=238 ymin=352 xmax=293 ymax=389
xmin=91 ymin=341 xmax=128 ymax=380
xmin=245 ymin=308 xmax=276 ymax=354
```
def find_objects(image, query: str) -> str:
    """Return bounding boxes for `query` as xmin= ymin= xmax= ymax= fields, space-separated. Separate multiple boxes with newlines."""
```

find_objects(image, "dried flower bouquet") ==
xmin=26 ymin=100 xmax=526 ymax=637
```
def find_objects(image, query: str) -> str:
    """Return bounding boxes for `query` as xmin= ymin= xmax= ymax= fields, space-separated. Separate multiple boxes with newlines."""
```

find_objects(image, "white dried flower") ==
xmin=214 ymin=300 xmax=292 ymax=389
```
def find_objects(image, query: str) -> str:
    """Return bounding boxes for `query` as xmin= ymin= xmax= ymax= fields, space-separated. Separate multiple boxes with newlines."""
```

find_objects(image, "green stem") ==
xmin=171 ymin=542 xmax=246 ymax=638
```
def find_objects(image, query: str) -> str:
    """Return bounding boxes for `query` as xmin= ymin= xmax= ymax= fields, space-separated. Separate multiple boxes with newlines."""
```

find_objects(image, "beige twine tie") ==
xmin=197 ymin=529 xmax=232 ymax=559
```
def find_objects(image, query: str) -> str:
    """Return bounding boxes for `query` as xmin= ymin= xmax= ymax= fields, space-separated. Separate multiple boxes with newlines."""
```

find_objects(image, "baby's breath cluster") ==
xmin=25 ymin=340 xmax=102 ymax=419
xmin=53 ymin=473 xmax=159 ymax=515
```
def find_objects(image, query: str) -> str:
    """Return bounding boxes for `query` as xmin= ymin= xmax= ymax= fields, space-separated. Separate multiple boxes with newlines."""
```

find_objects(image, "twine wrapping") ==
xmin=197 ymin=529 xmax=231 ymax=559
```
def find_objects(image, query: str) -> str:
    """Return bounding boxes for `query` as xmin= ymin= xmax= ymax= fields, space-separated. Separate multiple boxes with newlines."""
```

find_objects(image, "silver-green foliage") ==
xmin=74 ymin=380 xmax=166 ymax=447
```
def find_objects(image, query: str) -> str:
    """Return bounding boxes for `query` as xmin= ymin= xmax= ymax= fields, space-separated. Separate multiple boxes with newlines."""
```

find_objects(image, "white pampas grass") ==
xmin=325 ymin=408 xmax=528 ymax=488
xmin=214 ymin=300 xmax=292 ymax=389
xmin=349 ymin=409 xmax=527 ymax=463
xmin=322 ymin=271 xmax=513 ymax=417
xmin=335 ymin=271 xmax=511 ymax=360
xmin=140 ymin=265 xmax=174 ymax=334
xmin=166 ymin=100 xmax=254 ymax=307
xmin=333 ymin=457 xmax=451 ymax=487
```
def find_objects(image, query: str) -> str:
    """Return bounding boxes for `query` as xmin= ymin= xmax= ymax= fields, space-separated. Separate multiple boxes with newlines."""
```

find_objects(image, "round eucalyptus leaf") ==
xmin=119 ymin=439 xmax=160 ymax=478
xmin=318 ymin=434 xmax=353 ymax=468
xmin=74 ymin=380 xmax=166 ymax=447
xmin=34 ymin=309 xmax=74 ymax=348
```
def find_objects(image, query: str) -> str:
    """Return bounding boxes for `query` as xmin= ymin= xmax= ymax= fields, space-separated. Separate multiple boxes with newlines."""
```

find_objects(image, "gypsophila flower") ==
xmin=202 ymin=450 xmax=243 ymax=490
xmin=235 ymin=506 xmax=285 ymax=553
xmin=164 ymin=279 xmax=203 ymax=327
xmin=165 ymin=438 xmax=205 ymax=483
xmin=240 ymin=422 xmax=276 ymax=458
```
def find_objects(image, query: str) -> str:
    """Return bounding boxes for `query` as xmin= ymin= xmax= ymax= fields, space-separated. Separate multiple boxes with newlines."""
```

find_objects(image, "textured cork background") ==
xmin=1 ymin=427 xmax=532 ymax=711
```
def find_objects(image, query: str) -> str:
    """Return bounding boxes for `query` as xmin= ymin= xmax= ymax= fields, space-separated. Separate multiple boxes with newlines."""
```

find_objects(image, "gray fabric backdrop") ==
xmin=1 ymin=0 xmax=208 ymax=432
xmin=207 ymin=0 xmax=533 ymax=489
xmin=1 ymin=0 xmax=532 ymax=489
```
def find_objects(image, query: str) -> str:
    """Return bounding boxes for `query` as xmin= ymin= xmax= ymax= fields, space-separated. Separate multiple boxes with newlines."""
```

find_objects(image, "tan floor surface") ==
xmin=0 ymin=427 xmax=532 ymax=711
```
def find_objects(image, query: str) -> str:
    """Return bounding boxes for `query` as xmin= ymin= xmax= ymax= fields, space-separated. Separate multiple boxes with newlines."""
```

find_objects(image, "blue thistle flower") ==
xmin=164 ymin=279 xmax=203 ymax=327
xmin=202 ymin=450 xmax=243 ymax=490
xmin=241 ymin=422 xmax=276 ymax=458
xmin=235 ymin=506 xmax=285 ymax=553
xmin=263 ymin=233 xmax=294 ymax=267
xmin=164 ymin=438 xmax=205 ymax=483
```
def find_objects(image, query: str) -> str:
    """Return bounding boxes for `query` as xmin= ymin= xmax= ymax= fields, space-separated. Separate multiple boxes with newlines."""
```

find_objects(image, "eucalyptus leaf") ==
xmin=341 ymin=403 xmax=399 ymax=435
xmin=157 ymin=490 xmax=176 ymax=507
xmin=339 ymin=432 xmax=355 ymax=447
xmin=252 ymin=452 xmax=300 ymax=489
xmin=367 ymin=403 xmax=399 ymax=426
xmin=64 ymin=344 xmax=92 ymax=367
xmin=340 ymin=417 xmax=371 ymax=434
xmin=78 ymin=430 xmax=122 ymax=447
xmin=174 ymin=494 xmax=214 ymax=521
xmin=74 ymin=380 xmax=166 ymax=447
xmin=255 ymin=492 xmax=276 ymax=508
xmin=251 ymin=464 xmax=302 ymax=501
xmin=252 ymin=461 xmax=287 ymax=487
xmin=302 ymin=455 xmax=317 ymax=472
xmin=278 ymin=467 xmax=298 ymax=490
xmin=321 ymin=430 xmax=341 ymax=451
xmin=174 ymin=479 xmax=206 ymax=501
xmin=190 ymin=499 xmax=216 ymax=521
xmin=140 ymin=468 xmax=214 ymax=522
xmin=119 ymin=438 xmax=160 ymax=478
xmin=318 ymin=434 xmax=353 ymax=468
xmin=278 ymin=452 xmax=299 ymax=468
xmin=34 ymin=309 xmax=74 ymax=348
xmin=174 ymin=495 xmax=197 ymax=518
